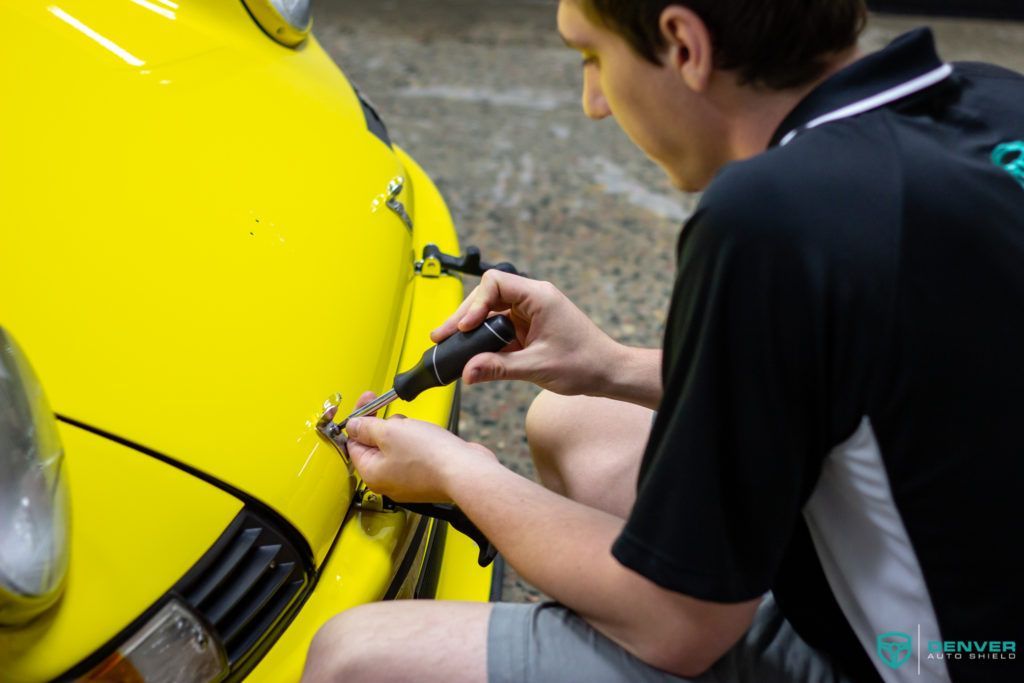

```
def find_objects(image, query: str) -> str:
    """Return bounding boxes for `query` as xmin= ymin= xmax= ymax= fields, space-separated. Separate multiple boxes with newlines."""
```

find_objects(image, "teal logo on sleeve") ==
xmin=992 ymin=141 xmax=1024 ymax=190
xmin=877 ymin=632 xmax=913 ymax=670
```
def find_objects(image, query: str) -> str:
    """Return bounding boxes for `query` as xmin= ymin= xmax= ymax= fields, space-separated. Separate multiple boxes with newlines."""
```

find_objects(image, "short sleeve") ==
xmin=611 ymin=191 xmax=835 ymax=603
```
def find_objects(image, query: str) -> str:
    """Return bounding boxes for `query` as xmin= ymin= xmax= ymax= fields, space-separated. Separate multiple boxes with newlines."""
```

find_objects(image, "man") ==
xmin=304 ymin=1 xmax=1024 ymax=681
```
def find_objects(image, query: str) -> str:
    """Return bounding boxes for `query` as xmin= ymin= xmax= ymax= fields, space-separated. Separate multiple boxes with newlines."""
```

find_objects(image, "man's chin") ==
xmin=666 ymin=170 xmax=709 ymax=193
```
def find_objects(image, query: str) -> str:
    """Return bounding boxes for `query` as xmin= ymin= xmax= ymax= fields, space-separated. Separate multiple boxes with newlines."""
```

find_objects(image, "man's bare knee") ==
xmin=526 ymin=390 xmax=569 ymax=450
xmin=525 ymin=390 xmax=579 ymax=493
xmin=526 ymin=391 xmax=652 ymax=516
xmin=303 ymin=609 xmax=374 ymax=683
xmin=305 ymin=601 xmax=490 ymax=683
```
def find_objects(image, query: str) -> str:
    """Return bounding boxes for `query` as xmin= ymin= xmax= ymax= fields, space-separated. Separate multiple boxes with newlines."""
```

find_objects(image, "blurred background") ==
xmin=311 ymin=0 xmax=1024 ymax=602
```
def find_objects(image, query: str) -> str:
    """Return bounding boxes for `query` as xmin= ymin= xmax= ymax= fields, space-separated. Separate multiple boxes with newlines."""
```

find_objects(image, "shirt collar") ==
xmin=770 ymin=28 xmax=952 ymax=148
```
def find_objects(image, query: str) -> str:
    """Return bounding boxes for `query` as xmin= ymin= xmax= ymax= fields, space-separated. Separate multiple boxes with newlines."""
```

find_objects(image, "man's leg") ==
xmin=303 ymin=601 xmax=492 ymax=683
xmin=303 ymin=394 xmax=654 ymax=682
xmin=526 ymin=390 xmax=654 ymax=518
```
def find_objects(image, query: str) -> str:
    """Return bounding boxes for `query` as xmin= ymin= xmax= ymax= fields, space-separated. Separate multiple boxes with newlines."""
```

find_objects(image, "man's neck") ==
xmin=721 ymin=46 xmax=863 ymax=160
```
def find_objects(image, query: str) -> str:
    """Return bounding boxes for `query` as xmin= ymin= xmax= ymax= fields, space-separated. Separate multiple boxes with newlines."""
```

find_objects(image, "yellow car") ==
xmin=0 ymin=1 xmax=497 ymax=680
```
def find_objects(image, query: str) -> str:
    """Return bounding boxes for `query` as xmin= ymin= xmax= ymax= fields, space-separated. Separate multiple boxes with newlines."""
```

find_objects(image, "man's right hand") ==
xmin=430 ymin=270 xmax=622 ymax=397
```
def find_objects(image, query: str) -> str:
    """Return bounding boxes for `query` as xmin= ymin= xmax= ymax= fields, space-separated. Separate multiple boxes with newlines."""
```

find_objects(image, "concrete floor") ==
xmin=311 ymin=0 xmax=1024 ymax=602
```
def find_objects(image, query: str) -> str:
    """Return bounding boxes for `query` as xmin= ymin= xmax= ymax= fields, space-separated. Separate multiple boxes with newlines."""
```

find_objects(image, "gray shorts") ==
xmin=487 ymin=594 xmax=856 ymax=683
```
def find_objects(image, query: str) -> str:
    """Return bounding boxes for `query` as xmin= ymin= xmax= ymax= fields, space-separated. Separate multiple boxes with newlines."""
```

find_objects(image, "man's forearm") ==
xmin=446 ymin=457 xmax=627 ymax=618
xmin=594 ymin=345 xmax=662 ymax=410
xmin=440 ymin=454 xmax=679 ymax=667
xmin=441 ymin=455 xmax=734 ymax=676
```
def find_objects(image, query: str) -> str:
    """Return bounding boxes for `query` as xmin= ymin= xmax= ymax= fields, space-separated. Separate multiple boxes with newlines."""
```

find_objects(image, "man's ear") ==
xmin=659 ymin=5 xmax=714 ymax=92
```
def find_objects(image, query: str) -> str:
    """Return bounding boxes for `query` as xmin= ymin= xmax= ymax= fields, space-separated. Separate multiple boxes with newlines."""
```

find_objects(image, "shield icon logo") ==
xmin=877 ymin=632 xmax=913 ymax=669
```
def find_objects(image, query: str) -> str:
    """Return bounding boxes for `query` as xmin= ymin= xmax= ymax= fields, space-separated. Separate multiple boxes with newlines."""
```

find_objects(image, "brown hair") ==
xmin=580 ymin=0 xmax=867 ymax=89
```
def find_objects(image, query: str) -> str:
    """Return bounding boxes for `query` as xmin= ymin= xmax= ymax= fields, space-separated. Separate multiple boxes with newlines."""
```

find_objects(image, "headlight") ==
xmin=242 ymin=0 xmax=312 ymax=48
xmin=0 ymin=328 xmax=70 ymax=625
xmin=80 ymin=600 xmax=228 ymax=683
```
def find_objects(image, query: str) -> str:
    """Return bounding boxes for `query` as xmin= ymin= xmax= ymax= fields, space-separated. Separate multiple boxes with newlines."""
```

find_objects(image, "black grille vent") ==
xmin=175 ymin=509 xmax=310 ymax=665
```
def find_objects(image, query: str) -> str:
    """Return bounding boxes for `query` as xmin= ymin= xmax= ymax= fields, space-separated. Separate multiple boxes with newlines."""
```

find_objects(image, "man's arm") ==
xmin=345 ymin=412 xmax=759 ymax=678
xmin=430 ymin=271 xmax=663 ymax=409
xmin=596 ymin=345 xmax=663 ymax=410
xmin=447 ymin=455 xmax=758 ymax=677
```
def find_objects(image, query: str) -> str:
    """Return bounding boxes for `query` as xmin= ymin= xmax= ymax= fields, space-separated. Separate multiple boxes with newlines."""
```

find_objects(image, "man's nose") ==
xmin=582 ymin=68 xmax=611 ymax=120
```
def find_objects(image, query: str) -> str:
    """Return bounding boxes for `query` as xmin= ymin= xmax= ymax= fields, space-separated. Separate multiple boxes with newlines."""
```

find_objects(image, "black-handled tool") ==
xmin=394 ymin=503 xmax=497 ymax=566
xmin=336 ymin=314 xmax=516 ymax=430
xmin=317 ymin=314 xmax=517 ymax=568
xmin=349 ymin=490 xmax=497 ymax=566
xmin=421 ymin=244 xmax=526 ymax=278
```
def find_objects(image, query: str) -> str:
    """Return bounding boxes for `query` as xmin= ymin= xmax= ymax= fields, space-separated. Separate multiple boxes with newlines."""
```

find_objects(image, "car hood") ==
xmin=1 ymin=0 xmax=420 ymax=559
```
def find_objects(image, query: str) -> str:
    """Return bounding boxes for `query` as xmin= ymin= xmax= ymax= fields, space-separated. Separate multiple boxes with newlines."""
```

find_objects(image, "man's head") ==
xmin=557 ymin=0 xmax=866 ymax=190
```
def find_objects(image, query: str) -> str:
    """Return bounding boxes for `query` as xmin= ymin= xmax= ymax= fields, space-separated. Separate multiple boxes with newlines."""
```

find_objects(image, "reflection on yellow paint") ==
xmin=47 ymin=6 xmax=145 ymax=66
xmin=359 ymin=510 xmax=403 ymax=539
xmin=129 ymin=0 xmax=176 ymax=21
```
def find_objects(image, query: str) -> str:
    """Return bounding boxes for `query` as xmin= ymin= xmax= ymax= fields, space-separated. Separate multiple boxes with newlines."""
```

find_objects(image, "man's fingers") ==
xmin=354 ymin=391 xmax=378 ymax=410
xmin=431 ymin=272 xmax=544 ymax=343
xmin=346 ymin=438 xmax=375 ymax=473
xmin=430 ymin=290 xmax=479 ymax=342
xmin=430 ymin=279 xmax=493 ymax=342
xmin=456 ymin=271 xmax=529 ymax=331
xmin=347 ymin=441 xmax=391 ymax=495
xmin=347 ymin=438 xmax=371 ymax=464
xmin=345 ymin=416 xmax=386 ymax=446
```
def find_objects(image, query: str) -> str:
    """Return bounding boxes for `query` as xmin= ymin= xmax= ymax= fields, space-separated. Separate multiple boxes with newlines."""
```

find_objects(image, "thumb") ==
xmin=346 ymin=416 xmax=386 ymax=446
xmin=463 ymin=349 xmax=536 ymax=385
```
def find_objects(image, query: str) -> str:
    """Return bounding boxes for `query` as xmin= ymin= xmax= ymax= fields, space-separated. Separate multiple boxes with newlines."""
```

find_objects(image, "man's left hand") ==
xmin=345 ymin=391 xmax=499 ymax=503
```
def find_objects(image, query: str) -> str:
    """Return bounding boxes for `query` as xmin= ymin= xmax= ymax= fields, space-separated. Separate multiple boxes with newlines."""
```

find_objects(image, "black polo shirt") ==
xmin=613 ymin=28 xmax=1024 ymax=683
